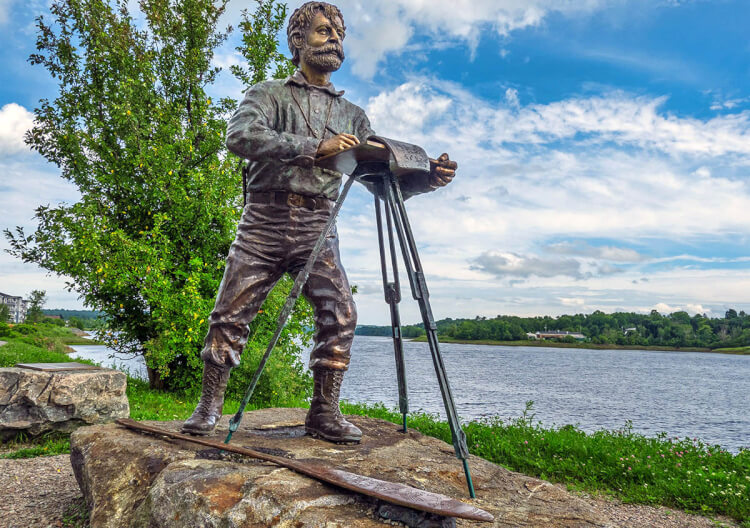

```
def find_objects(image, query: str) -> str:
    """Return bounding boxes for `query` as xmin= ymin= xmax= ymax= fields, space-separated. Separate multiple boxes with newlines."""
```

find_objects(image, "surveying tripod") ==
xmin=226 ymin=136 xmax=475 ymax=497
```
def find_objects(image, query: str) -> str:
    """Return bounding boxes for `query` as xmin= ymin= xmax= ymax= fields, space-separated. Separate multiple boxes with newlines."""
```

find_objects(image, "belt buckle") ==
xmin=287 ymin=193 xmax=305 ymax=208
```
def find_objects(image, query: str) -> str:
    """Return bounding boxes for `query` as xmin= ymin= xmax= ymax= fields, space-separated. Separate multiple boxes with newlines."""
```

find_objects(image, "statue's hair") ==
xmin=287 ymin=2 xmax=346 ymax=66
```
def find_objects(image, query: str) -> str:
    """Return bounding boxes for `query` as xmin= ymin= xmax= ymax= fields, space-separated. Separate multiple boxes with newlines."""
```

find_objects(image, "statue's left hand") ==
xmin=429 ymin=153 xmax=457 ymax=188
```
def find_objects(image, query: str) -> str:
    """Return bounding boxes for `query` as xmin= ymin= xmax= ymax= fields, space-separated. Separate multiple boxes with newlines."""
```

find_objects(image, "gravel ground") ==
xmin=0 ymin=455 xmax=85 ymax=528
xmin=0 ymin=454 xmax=741 ymax=528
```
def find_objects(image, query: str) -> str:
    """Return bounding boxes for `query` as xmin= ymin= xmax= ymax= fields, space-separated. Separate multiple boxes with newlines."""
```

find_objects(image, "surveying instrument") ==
xmin=225 ymin=136 xmax=476 ymax=498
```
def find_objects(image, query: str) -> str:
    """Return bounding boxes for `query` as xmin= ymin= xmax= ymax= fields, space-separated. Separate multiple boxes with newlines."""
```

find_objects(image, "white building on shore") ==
xmin=0 ymin=292 xmax=30 ymax=323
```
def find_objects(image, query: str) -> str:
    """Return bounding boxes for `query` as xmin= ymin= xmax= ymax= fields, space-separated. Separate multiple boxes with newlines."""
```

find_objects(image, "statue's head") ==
xmin=287 ymin=2 xmax=346 ymax=73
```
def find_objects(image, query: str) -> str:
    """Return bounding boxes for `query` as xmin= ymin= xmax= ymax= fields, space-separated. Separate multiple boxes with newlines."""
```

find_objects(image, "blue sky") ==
xmin=1 ymin=0 xmax=749 ymax=324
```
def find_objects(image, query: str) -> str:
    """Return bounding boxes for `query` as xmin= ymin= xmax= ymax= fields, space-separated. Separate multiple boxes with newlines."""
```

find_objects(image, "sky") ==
xmin=0 ymin=0 xmax=749 ymax=325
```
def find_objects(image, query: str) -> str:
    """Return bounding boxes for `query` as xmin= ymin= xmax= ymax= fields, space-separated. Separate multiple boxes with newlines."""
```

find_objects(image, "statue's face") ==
xmin=300 ymin=11 xmax=345 ymax=73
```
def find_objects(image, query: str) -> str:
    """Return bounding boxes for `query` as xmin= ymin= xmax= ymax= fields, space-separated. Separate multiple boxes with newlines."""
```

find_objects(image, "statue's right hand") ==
xmin=317 ymin=134 xmax=360 ymax=158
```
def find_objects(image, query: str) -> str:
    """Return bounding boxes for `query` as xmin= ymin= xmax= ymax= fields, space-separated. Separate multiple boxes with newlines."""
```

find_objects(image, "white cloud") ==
xmin=0 ymin=103 xmax=34 ymax=156
xmin=651 ymin=302 xmax=709 ymax=316
xmin=0 ymin=0 xmax=13 ymax=25
xmin=334 ymin=0 xmax=619 ymax=78
xmin=546 ymin=241 xmax=645 ymax=262
xmin=333 ymin=80 xmax=750 ymax=322
xmin=504 ymin=88 xmax=520 ymax=109
xmin=472 ymin=251 xmax=583 ymax=279
xmin=710 ymin=96 xmax=750 ymax=111
xmin=493 ymin=95 xmax=750 ymax=157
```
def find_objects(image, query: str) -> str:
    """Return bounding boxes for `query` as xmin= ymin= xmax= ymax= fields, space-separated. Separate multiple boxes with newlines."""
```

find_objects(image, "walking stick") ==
xmin=225 ymin=175 xmax=356 ymax=444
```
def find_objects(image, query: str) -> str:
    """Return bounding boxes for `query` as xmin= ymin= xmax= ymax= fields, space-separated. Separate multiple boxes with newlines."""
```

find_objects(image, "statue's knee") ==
xmin=335 ymin=300 xmax=357 ymax=338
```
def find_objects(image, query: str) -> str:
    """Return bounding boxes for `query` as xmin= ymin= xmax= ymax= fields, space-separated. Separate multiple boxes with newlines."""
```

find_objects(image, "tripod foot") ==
xmin=462 ymin=459 xmax=476 ymax=498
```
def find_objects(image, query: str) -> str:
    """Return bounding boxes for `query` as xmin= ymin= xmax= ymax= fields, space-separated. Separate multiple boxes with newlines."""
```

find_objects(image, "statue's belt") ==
xmin=246 ymin=190 xmax=333 ymax=211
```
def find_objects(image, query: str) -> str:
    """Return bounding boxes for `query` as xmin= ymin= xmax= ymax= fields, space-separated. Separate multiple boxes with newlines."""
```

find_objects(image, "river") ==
xmin=69 ymin=335 xmax=749 ymax=452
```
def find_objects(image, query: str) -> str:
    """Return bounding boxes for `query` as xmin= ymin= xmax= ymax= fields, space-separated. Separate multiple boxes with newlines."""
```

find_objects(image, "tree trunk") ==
xmin=146 ymin=365 xmax=166 ymax=390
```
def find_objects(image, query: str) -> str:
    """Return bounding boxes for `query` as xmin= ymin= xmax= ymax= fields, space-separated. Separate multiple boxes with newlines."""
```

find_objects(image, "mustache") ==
xmin=313 ymin=44 xmax=344 ymax=60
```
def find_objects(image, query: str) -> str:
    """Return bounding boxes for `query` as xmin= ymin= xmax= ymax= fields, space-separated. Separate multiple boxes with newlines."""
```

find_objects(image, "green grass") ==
xmin=713 ymin=346 xmax=750 ymax=355
xmin=342 ymin=401 xmax=749 ymax=526
xmin=1 ymin=431 xmax=71 ymax=459
xmin=0 ymin=340 xmax=88 ymax=366
xmin=2 ymin=336 xmax=748 ymax=526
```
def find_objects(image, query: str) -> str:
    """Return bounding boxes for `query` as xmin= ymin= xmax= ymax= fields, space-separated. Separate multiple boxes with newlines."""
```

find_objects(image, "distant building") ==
xmin=526 ymin=332 xmax=538 ymax=340
xmin=0 ymin=292 xmax=30 ymax=323
xmin=623 ymin=327 xmax=637 ymax=335
xmin=533 ymin=330 xmax=586 ymax=341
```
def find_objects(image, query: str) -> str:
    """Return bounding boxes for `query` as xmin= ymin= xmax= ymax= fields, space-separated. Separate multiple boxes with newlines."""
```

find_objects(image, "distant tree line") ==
xmin=356 ymin=309 xmax=750 ymax=349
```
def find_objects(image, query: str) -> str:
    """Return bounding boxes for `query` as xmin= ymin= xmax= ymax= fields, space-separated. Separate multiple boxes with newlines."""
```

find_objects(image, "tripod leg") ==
xmin=383 ymin=176 xmax=476 ymax=498
xmin=374 ymin=194 xmax=409 ymax=432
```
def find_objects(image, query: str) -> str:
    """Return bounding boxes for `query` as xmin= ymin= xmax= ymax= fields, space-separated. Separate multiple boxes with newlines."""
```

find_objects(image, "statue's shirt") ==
xmin=226 ymin=70 xmax=374 ymax=200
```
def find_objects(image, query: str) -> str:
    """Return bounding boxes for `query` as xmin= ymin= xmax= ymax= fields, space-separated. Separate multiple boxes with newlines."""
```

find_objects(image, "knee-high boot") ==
xmin=181 ymin=362 xmax=231 ymax=435
xmin=305 ymin=367 xmax=362 ymax=443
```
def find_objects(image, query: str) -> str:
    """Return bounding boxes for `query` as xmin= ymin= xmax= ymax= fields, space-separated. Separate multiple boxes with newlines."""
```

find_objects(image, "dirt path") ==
xmin=0 ymin=454 xmax=740 ymax=528
xmin=0 ymin=455 xmax=85 ymax=527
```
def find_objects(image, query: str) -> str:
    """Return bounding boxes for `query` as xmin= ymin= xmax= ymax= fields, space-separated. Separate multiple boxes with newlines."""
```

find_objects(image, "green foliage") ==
xmin=365 ymin=309 xmax=750 ymax=350
xmin=25 ymin=289 xmax=47 ymax=323
xmin=230 ymin=0 xmax=296 ymax=89
xmin=5 ymin=0 xmax=312 ymax=394
xmin=356 ymin=324 xmax=425 ymax=338
xmin=0 ymin=303 xmax=10 ymax=323
xmin=68 ymin=316 xmax=86 ymax=330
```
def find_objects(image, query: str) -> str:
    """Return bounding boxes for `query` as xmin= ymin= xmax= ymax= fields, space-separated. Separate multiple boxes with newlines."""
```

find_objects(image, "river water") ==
xmin=69 ymin=335 xmax=749 ymax=452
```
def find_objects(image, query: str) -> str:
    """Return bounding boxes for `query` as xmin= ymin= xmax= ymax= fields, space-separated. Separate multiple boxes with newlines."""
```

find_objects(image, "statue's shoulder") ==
xmin=244 ymin=78 xmax=287 ymax=97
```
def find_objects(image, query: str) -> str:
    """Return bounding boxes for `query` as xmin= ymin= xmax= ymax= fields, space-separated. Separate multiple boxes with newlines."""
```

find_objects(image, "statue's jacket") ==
xmin=226 ymin=70 xmax=373 ymax=200
xmin=226 ymin=70 xmax=436 ymax=200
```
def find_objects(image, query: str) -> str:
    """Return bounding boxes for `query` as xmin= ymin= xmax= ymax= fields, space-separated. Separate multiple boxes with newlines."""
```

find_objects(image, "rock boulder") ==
xmin=70 ymin=408 xmax=614 ymax=527
xmin=0 ymin=365 xmax=129 ymax=440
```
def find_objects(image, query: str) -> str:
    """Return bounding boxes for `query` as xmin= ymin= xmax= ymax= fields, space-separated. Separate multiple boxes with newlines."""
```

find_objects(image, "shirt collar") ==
xmin=285 ymin=69 xmax=345 ymax=97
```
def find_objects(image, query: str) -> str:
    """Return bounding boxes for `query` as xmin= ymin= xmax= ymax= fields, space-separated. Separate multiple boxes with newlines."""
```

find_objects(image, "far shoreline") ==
xmin=405 ymin=336 xmax=750 ymax=355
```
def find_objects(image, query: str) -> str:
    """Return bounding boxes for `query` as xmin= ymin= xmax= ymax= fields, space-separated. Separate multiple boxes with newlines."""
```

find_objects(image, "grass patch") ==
xmin=712 ymin=346 xmax=750 ymax=355
xmin=342 ymin=401 xmax=749 ymax=525
xmin=0 ymin=339 xmax=95 ymax=367
xmin=61 ymin=497 xmax=90 ymax=528
xmin=1 ymin=431 xmax=71 ymax=459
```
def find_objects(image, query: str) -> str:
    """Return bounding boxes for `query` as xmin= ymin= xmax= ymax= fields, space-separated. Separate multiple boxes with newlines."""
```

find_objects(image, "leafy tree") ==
xmin=0 ymin=303 xmax=10 ymax=323
xmin=68 ymin=316 xmax=86 ymax=330
xmin=5 ymin=0 xmax=313 ymax=398
xmin=25 ymin=289 xmax=47 ymax=323
xmin=231 ymin=0 xmax=296 ymax=88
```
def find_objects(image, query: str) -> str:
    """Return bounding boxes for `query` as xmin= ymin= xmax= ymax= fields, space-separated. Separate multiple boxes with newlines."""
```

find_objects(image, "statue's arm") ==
xmin=226 ymin=84 xmax=320 ymax=168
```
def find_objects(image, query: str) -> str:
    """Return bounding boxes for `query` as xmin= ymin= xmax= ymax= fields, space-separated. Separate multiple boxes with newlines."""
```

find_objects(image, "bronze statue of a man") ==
xmin=182 ymin=1 xmax=456 ymax=443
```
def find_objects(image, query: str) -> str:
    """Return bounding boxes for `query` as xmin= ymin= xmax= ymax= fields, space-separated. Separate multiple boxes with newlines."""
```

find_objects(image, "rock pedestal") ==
xmin=0 ymin=364 xmax=129 ymax=440
xmin=70 ymin=408 xmax=613 ymax=528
